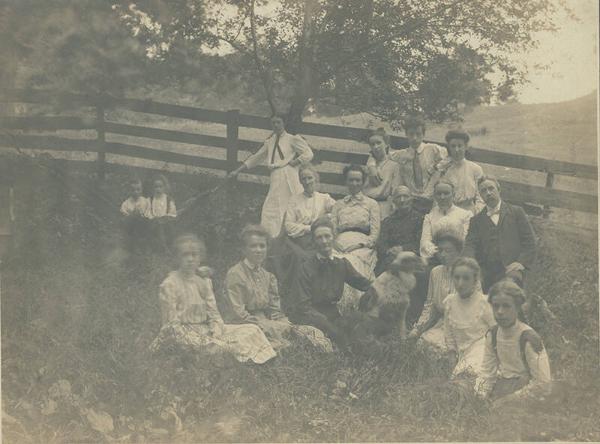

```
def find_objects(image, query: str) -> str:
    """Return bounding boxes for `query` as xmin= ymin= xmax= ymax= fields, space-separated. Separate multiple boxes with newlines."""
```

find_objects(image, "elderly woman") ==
xmin=375 ymin=185 xmax=424 ymax=275
xmin=150 ymin=234 xmax=277 ymax=364
xmin=363 ymin=129 xmax=401 ymax=219
xmin=228 ymin=114 xmax=313 ymax=237
xmin=331 ymin=164 xmax=380 ymax=314
xmin=435 ymin=130 xmax=485 ymax=215
xmin=420 ymin=180 xmax=472 ymax=263
xmin=223 ymin=225 xmax=333 ymax=352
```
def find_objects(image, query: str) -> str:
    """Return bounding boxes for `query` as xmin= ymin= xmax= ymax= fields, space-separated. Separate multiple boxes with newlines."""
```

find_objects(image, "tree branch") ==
xmin=249 ymin=0 xmax=276 ymax=114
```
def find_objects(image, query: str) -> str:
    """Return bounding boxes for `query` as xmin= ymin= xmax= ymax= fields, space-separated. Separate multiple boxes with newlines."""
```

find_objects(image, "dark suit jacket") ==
xmin=464 ymin=201 xmax=537 ymax=270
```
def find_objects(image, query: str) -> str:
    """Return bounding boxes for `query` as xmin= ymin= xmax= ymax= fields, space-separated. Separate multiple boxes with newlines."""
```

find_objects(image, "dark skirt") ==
xmin=490 ymin=376 xmax=530 ymax=401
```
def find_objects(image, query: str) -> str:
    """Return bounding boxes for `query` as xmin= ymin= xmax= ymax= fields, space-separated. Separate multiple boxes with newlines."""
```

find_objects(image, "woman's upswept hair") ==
xmin=298 ymin=163 xmax=320 ymax=182
xmin=433 ymin=229 xmax=464 ymax=252
xmin=451 ymin=257 xmax=481 ymax=280
xmin=311 ymin=215 xmax=335 ymax=236
xmin=173 ymin=233 xmax=205 ymax=255
xmin=240 ymin=224 xmax=271 ymax=244
xmin=434 ymin=179 xmax=455 ymax=193
xmin=445 ymin=129 xmax=470 ymax=145
xmin=488 ymin=279 xmax=527 ymax=321
xmin=342 ymin=164 xmax=367 ymax=181
xmin=369 ymin=127 xmax=391 ymax=145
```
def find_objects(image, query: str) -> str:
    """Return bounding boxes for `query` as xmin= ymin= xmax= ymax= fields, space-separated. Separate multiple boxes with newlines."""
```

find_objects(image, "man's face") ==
xmin=406 ymin=126 xmax=424 ymax=149
xmin=313 ymin=226 xmax=334 ymax=256
xmin=271 ymin=117 xmax=285 ymax=135
xmin=479 ymin=179 xmax=501 ymax=207
xmin=448 ymin=138 xmax=467 ymax=161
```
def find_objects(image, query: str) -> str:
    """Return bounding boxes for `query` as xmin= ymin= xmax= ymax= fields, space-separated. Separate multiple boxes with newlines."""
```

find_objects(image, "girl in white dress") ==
xmin=444 ymin=257 xmax=495 ymax=377
xmin=150 ymin=234 xmax=277 ymax=364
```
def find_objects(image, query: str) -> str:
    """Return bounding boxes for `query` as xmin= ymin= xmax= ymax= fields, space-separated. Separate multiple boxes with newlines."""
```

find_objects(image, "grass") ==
xmin=1 ymin=152 xmax=599 ymax=443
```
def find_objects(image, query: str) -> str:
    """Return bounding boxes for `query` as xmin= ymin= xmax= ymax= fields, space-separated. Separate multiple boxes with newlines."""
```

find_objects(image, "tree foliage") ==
xmin=2 ymin=0 xmax=569 ymax=126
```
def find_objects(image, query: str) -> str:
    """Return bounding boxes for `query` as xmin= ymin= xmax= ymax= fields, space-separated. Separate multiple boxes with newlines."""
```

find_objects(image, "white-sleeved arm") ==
xmin=513 ymin=343 xmax=552 ymax=398
xmin=420 ymin=213 xmax=436 ymax=259
xmin=284 ymin=202 xmax=311 ymax=238
xmin=244 ymin=140 xmax=269 ymax=170
xmin=290 ymin=135 xmax=313 ymax=164
xmin=475 ymin=333 xmax=499 ymax=398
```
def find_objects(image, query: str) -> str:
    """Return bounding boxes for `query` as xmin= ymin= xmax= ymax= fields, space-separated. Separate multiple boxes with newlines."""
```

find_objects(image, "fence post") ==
xmin=96 ymin=103 xmax=106 ymax=180
xmin=226 ymin=109 xmax=240 ymax=171
xmin=543 ymin=171 xmax=555 ymax=218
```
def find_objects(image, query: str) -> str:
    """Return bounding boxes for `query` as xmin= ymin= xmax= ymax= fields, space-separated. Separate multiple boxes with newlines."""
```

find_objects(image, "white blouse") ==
xmin=420 ymin=205 xmax=472 ymax=259
xmin=149 ymin=194 xmax=177 ymax=218
xmin=284 ymin=191 xmax=336 ymax=238
xmin=120 ymin=196 xmax=151 ymax=217
xmin=243 ymin=131 xmax=313 ymax=170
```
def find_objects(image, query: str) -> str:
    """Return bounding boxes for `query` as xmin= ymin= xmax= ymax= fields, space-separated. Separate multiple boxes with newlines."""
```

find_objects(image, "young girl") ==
xmin=409 ymin=231 xmax=463 ymax=353
xmin=148 ymin=174 xmax=177 ymax=251
xmin=120 ymin=177 xmax=151 ymax=253
xmin=223 ymin=225 xmax=333 ymax=352
xmin=150 ymin=234 xmax=277 ymax=364
xmin=476 ymin=280 xmax=552 ymax=402
xmin=443 ymin=257 xmax=495 ymax=377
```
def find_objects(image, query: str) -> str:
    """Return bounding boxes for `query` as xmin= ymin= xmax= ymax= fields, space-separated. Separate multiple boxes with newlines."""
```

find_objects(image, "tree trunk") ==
xmin=286 ymin=0 xmax=319 ymax=134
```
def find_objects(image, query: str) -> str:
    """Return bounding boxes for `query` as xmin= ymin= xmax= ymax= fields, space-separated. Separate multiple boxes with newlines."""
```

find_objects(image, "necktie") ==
xmin=270 ymin=133 xmax=285 ymax=164
xmin=413 ymin=150 xmax=424 ymax=190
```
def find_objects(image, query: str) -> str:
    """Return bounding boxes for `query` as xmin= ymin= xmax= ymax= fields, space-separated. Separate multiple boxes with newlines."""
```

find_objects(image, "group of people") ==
xmin=121 ymin=114 xmax=551 ymax=404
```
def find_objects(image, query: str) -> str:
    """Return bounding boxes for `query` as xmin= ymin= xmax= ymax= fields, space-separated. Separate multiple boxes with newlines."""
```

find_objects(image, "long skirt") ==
xmin=452 ymin=336 xmax=486 ymax=377
xmin=252 ymin=312 xmax=333 ymax=353
xmin=261 ymin=165 xmax=303 ymax=238
xmin=150 ymin=322 xmax=277 ymax=364
xmin=334 ymin=231 xmax=377 ymax=315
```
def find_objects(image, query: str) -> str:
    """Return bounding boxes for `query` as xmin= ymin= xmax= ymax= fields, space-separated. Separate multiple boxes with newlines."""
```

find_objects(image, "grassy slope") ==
xmin=1 ymin=155 xmax=599 ymax=443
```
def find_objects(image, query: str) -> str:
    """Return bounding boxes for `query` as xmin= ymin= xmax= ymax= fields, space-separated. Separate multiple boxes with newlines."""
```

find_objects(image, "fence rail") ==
xmin=0 ymin=89 xmax=597 ymax=214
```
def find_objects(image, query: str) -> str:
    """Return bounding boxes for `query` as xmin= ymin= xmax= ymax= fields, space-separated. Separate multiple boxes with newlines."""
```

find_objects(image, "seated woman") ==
xmin=435 ymin=130 xmax=485 ymax=215
xmin=375 ymin=185 xmax=424 ymax=275
xmin=444 ymin=257 xmax=495 ymax=378
xmin=150 ymin=234 xmax=277 ymax=364
xmin=269 ymin=164 xmax=335 ymax=307
xmin=476 ymin=280 xmax=552 ymax=402
xmin=420 ymin=180 xmax=472 ymax=263
xmin=363 ymin=129 xmax=400 ymax=220
xmin=331 ymin=164 xmax=381 ymax=314
xmin=409 ymin=230 xmax=463 ymax=352
xmin=223 ymin=225 xmax=333 ymax=352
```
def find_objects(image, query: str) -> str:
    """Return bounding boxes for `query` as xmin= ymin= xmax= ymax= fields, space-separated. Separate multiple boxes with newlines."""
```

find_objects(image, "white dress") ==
xmin=284 ymin=191 xmax=336 ymax=238
xmin=244 ymin=131 xmax=313 ymax=237
xmin=420 ymin=205 xmax=472 ymax=260
xmin=443 ymin=290 xmax=495 ymax=377
xmin=150 ymin=271 xmax=277 ymax=364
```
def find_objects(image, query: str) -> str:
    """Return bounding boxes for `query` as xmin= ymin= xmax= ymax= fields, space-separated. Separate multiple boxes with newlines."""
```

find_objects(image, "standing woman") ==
xmin=331 ymin=164 xmax=380 ymax=314
xmin=363 ymin=129 xmax=400 ymax=219
xmin=229 ymin=114 xmax=313 ymax=238
xmin=436 ymin=130 xmax=485 ymax=215
xmin=444 ymin=257 xmax=495 ymax=377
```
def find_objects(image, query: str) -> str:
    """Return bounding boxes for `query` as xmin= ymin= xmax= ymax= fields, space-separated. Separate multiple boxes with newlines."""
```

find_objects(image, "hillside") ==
xmin=307 ymin=92 xmax=598 ymax=166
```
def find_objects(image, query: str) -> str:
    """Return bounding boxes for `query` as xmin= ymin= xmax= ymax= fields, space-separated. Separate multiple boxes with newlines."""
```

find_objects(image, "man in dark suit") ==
xmin=464 ymin=176 xmax=537 ymax=292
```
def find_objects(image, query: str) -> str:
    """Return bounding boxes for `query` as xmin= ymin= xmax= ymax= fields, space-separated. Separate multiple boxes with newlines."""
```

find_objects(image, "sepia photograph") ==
xmin=0 ymin=0 xmax=598 ymax=442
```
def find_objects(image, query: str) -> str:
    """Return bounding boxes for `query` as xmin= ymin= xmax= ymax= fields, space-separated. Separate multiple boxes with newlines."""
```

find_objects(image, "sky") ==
xmin=516 ymin=0 xmax=598 ymax=104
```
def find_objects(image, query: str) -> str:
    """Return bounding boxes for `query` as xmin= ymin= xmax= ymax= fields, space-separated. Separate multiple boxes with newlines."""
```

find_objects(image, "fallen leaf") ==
xmin=86 ymin=408 xmax=114 ymax=434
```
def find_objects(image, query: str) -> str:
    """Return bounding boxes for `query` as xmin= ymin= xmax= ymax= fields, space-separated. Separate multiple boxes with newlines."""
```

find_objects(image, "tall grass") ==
xmin=1 ymin=154 xmax=599 ymax=442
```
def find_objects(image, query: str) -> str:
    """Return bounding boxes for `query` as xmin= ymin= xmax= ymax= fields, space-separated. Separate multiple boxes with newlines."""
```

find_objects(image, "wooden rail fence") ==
xmin=0 ymin=89 xmax=597 ymax=215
